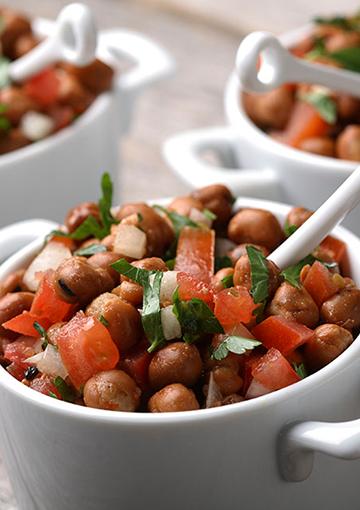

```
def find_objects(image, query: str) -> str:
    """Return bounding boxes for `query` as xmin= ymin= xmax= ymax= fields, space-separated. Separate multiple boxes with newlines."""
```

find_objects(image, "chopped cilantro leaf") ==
xmin=280 ymin=255 xmax=316 ymax=288
xmin=284 ymin=222 xmax=298 ymax=238
xmin=246 ymin=245 xmax=269 ymax=304
xmin=211 ymin=335 xmax=261 ymax=361
xmin=203 ymin=208 xmax=217 ymax=221
xmin=74 ymin=244 xmax=107 ymax=257
xmin=54 ymin=376 xmax=76 ymax=402
xmin=221 ymin=273 xmax=234 ymax=288
xmin=293 ymin=362 xmax=308 ymax=379
xmin=300 ymin=90 xmax=337 ymax=124
xmin=99 ymin=314 xmax=109 ymax=327
xmin=153 ymin=204 xmax=199 ymax=237
xmin=215 ymin=255 xmax=232 ymax=272
xmin=33 ymin=321 xmax=49 ymax=350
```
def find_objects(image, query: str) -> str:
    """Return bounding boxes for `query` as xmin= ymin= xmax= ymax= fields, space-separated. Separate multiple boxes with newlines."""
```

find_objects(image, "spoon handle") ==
xmin=269 ymin=166 xmax=360 ymax=270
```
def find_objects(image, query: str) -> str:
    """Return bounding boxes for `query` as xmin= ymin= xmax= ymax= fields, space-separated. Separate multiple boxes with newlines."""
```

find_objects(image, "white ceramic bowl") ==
xmin=0 ymin=17 xmax=173 ymax=228
xmin=1 ymin=199 xmax=360 ymax=510
xmin=163 ymin=25 xmax=360 ymax=234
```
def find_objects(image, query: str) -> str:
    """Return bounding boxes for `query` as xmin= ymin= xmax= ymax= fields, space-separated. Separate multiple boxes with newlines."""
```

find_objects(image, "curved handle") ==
xmin=0 ymin=219 xmax=57 ymax=264
xmin=163 ymin=126 xmax=282 ymax=200
xmin=279 ymin=419 xmax=360 ymax=482
xmin=97 ymin=29 xmax=174 ymax=93
xmin=10 ymin=3 xmax=97 ymax=82
xmin=236 ymin=31 xmax=360 ymax=97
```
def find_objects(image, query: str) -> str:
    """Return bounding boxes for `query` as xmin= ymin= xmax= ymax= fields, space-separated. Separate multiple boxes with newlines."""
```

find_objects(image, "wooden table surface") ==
xmin=0 ymin=0 xmax=240 ymax=507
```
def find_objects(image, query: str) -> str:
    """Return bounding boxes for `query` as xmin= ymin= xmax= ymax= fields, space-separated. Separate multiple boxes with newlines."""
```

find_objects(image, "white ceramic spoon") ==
xmin=268 ymin=165 xmax=360 ymax=270
xmin=236 ymin=31 xmax=360 ymax=97
xmin=9 ymin=3 xmax=97 ymax=83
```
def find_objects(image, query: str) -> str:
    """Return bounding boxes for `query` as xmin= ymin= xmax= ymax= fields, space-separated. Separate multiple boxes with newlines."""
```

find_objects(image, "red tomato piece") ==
xmin=6 ymin=362 xmax=28 ymax=381
xmin=175 ymin=227 xmax=215 ymax=284
xmin=177 ymin=272 xmax=214 ymax=304
xmin=249 ymin=348 xmax=301 ymax=395
xmin=214 ymin=286 xmax=257 ymax=329
xmin=24 ymin=67 xmax=60 ymax=107
xmin=48 ymin=105 xmax=74 ymax=131
xmin=4 ymin=336 xmax=40 ymax=364
xmin=319 ymin=236 xmax=347 ymax=265
xmin=3 ymin=311 xmax=51 ymax=337
xmin=31 ymin=271 xmax=73 ymax=324
xmin=121 ymin=340 xmax=152 ymax=391
xmin=252 ymin=316 xmax=313 ymax=356
xmin=30 ymin=376 xmax=62 ymax=399
xmin=242 ymin=351 xmax=264 ymax=394
xmin=303 ymin=261 xmax=339 ymax=307
xmin=57 ymin=312 xmax=120 ymax=389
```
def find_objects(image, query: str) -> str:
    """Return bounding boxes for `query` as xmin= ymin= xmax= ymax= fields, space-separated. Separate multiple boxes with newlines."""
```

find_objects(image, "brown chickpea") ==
xmin=212 ymin=267 xmax=234 ymax=293
xmin=285 ymin=207 xmax=313 ymax=229
xmin=325 ymin=32 xmax=360 ymax=53
xmin=57 ymin=71 xmax=94 ymax=114
xmin=336 ymin=94 xmax=360 ymax=121
xmin=304 ymin=324 xmax=353 ymax=371
xmin=211 ymin=366 xmax=243 ymax=396
xmin=88 ymin=251 xmax=121 ymax=286
xmin=0 ymin=87 xmax=39 ymax=125
xmin=228 ymin=243 xmax=269 ymax=265
xmin=86 ymin=293 xmax=141 ymax=353
xmin=191 ymin=184 xmax=234 ymax=225
xmin=0 ymin=292 xmax=34 ymax=337
xmin=336 ymin=125 xmax=360 ymax=161
xmin=168 ymin=196 xmax=204 ymax=216
xmin=65 ymin=202 xmax=100 ymax=233
xmin=54 ymin=257 xmax=113 ymax=306
xmin=233 ymin=254 xmax=281 ymax=297
xmin=148 ymin=383 xmax=199 ymax=412
xmin=63 ymin=59 xmax=114 ymax=95
xmin=298 ymin=137 xmax=335 ymax=158
xmin=243 ymin=86 xmax=294 ymax=130
xmin=0 ymin=269 xmax=26 ymax=297
xmin=320 ymin=288 xmax=360 ymax=331
xmin=228 ymin=208 xmax=284 ymax=250
xmin=13 ymin=33 xmax=39 ymax=58
xmin=0 ymin=129 xmax=30 ymax=154
xmin=212 ymin=394 xmax=245 ymax=407
xmin=149 ymin=342 xmax=202 ymax=390
xmin=47 ymin=322 xmax=65 ymax=348
xmin=116 ymin=203 xmax=174 ymax=256
xmin=83 ymin=370 xmax=141 ymax=412
xmin=0 ymin=9 xmax=31 ymax=59
xmin=267 ymin=282 xmax=319 ymax=328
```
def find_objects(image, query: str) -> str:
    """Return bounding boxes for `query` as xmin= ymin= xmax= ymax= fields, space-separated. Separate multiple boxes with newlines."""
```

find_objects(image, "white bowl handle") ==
xmin=163 ymin=126 xmax=282 ymax=200
xmin=279 ymin=419 xmax=360 ymax=482
xmin=0 ymin=219 xmax=57 ymax=263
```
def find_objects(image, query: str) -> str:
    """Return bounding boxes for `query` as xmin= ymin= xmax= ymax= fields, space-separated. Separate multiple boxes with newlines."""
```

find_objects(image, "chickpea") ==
xmin=212 ymin=393 xmax=244 ymax=407
xmin=267 ymin=282 xmax=319 ymax=328
xmin=149 ymin=342 xmax=202 ymax=390
xmin=304 ymin=324 xmax=353 ymax=371
xmin=228 ymin=208 xmax=284 ymax=250
xmin=47 ymin=322 xmax=65 ymax=347
xmin=298 ymin=137 xmax=335 ymax=158
xmin=0 ymin=269 xmax=26 ymax=297
xmin=13 ymin=33 xmax=39 ymax=58
xmin=0 ymin=9 xmax=31 ymax=59
xmin=63 ymin=59 xmax=114 ymax=95
xmin=336 ymin=94 xmax=360 ymax=120
xmin=233 ymin=254 xmax=281 ymax=297
xmin=148 ymin=383 xmax=199 ymax=412
xmin=83 ymin=370 xmax=141 ymax=412
xmin=0 ymin=292 xmax=34 ymax=337
xmin=320 ymin=288 xmax=360 ymax=330
xmin=0 ymin=129 xmax=30 ymax=155
xmin=191 ymin=184 xmax=234 ymax=225
xmin=285 ymin=207 xmax=313 ymax=229
xmin=228 ymin=243 xmax=269 ymax=265
xmin=336 ymin=125 xmax=360 ymax=161
xmin=0 ymin=87 xmax=38 ymax=125
xmin=88 ymin=251 xmax=121 ymax=286
xmin=212 ymin=267 xmax=234 ymax=293
xmin=57 ymin=72 xmax=94 ymax=115
xmin=64 ymin=201 xmax=100 ymax=233
xmin=168 ymin=196 xmax=203 ymax=216
xmin=211 ymin=365 xmax=243 ymax=396
xmin=116 ymin=203 xmax=174 ymax=257
xmin=325 ymin=32 xmax=360 ymax=53
xmin=54 ymin=257 xmax=113 ymax=306
xmin=86 ymin=293 xmax=141 ymax=353
xmin=243 ymin=86 xmax=294 ymax=130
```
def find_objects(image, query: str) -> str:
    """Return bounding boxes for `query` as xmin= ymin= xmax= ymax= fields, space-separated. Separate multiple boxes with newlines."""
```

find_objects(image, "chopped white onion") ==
xmin=113 ymin=224 xmax=146 ymax=259
xmin=205 ymin=372 xmax=223 ymax=408
xmin=160 ymin=306 xmax=181 ymax=341
xmin=20 ymin=111 xmax=55 ymax=141
xmin=160 ymin=271 xmax=179 ymax=304
xmin=245 ymin=380 xmax=271 ymax=399
xmin=26 ymin=344 xmax=68 ymax=380
xmin=215 ymin=237 xmax=236 ymax=257
xmin=189 ymin=208 xmax=212 ymax=228
xmin=23 ymin=241 xmax=72 ymax=292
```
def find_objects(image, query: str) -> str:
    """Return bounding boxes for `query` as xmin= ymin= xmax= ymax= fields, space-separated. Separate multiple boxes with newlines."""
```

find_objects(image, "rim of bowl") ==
xmin=1 ymin=196 xmax=360 ymax=425
xmin=224 ymin=24 xmax=358 ymax=177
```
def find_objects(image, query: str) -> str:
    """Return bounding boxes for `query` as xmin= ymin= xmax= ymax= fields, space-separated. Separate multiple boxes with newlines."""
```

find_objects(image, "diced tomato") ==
xmin=24 ymin=67 xmax=60 ymax=107
xmin=247 ymin=348 xmax=301 ymax=398
xmin=303 ymin=261 xmax=339 ymax=307
xmin=3 ymin=311 xmax=51 ymax=337
xmin=6 ymin=362 xmax=28 ymax=381
xmin=242 ymin=351 xmax=264 ymax=394
xmin=252 ymin=316 xmax=313 ymax=355
xmin=280 ymin=100 xmax=330 ymax=148
xmin=177 ymin=272 xmax=214 ymax=305
xmin=48 ymin=105 xmax=74 ymax=131
xmin=31 ymin=271 xmax=73 ymax=323
xmin=319 ymin=236 xmax=347 ymax=265
xmin=286 ymin=349 xmax=305 ymax=366
xmin=57 ymin=312 xmax=120 ymax=389
xmin=4 ymin=336 xmax=40 ymax=364
xmin=30 ymin=376 xmax=62 ymax=399
xmin=48 ymin=235 xmax=75 ymax=250
xmin=214 ymin=286 xmax=257 ymax=328
xmin=121 ymin=340 xmax=152 ymax=391
xmin=175 ymin=227 xmax=215 ymax=284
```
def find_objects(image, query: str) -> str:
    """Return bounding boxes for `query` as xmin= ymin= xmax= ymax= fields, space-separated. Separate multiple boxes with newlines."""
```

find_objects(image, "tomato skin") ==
xmin=319 ymin=236 xmax=347 ymax=265
xmin=177 ymin=272 xmax=214 ymax=305
xmin=303 ymin=261 xmax=339 ymax=307
xmin=251 ymin=347 xmax=301 ymax=392
xmin=3 ymin=311 xmax=51 ymax=337
xmin=252 ymin=316 xmax=313 ymax=356
xmin=175 ymin=227 xmax=215 ymax=284
xmin=121 ymin=340 xmax=152 ymax=391
xmin=4 ymin=336 xmax=40 ymax=379
xmin=281 ymin=100 xmax=330 ymax=148
xmin=31 ymin=271 xmax=73 ymax=323
xmin=24 ymin=67 xmax=60 ymax=107
xmin=30 ymin=376 xmax=62 ymax=399
xmin=214 ymin=286 xmax=257 ymax=329
xmin=47 ymin=105 xmax=74 ymax=131
xmin=7 ymin=362 xmax=28 ymax=381
xmin=57 ymin=312 xmax=120 ymax=389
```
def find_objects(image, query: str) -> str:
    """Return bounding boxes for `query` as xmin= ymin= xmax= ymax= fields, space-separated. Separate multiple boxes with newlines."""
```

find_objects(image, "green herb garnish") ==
xmin=221 ymin=273 xmax=234 ymax=288
xmin=172 ymin=288 xmax=223 ymax=343
xmin=313 ymin=15 xmax=353 ymax=31
xmin=284 ymin=222 xmax=298 ymax=238
xmin=0 ymin=115 xmax=10 ymax=132
xmin=73 ymin=244 xmax=107 ymax=257
xmin=280 ymin=254 xmax=316 ymax=288
xmin=99 ymin=314 xmax=109 ymax=327
xmin=211 ymin=335 xmax=262 ymax=361
xmin=203 ymin=208 xmax=217 ymax=221
xmin=246 ymin=246 xmax=269 ymax=304
xmin=215 ymin=255 xmax=233 ymax=272
xmin=0 ymin=57 xmax=10 ymax=89
xmin=306 ymin=39 xmax=360 ymax=73
xmin=49 ymin=391 xmax=59 ymax=399
xmin=54 ymin=376 xmax=76 ymax=402
xmin=111 ymin=258 xmax=150 ymax=285
xmin=300 ymin=89 xmax=337 ymax=124
xmin=153 ymin=205 xmax=199 ymax=237
xmin=33 ymin=321 xmax=49 ymax=350
xmin=165 ymin=258 xmax=175 ymax=270
xmin=293 ymin=362 xmax=308 ymax=379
